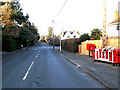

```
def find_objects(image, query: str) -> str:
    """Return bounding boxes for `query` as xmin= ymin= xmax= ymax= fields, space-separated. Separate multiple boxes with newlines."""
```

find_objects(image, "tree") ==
xmin=1 ymin=2 xmax=14 ymax=26
xmin=77 ymin=31 xmax=80 ymax=35
xmin=1 ymin=1 xmax=29 ymax=26
xmin=19 ymin=26 xmax=30 ymax=41
xmin=1 ymin=0 xmax=39 ymax=50
xmin=90 ymin=28 xmax=102 ymax=40
xmin=47 ymin=27 xmax=53 ymax=39
xmin=1 ymin=1 xmax=29 ymax=36
xmin=79 ymin=33 xmax=90 ymax=44
xmin=22 ymin=21 xmax=38 ymax=40
xmin=10 ymin=1 xmax=29 ymax=25
xmin=37 ymin=33 xmax=40 ymax=40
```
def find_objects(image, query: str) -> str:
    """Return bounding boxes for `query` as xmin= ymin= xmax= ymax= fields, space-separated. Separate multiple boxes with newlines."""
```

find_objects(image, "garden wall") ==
xmin=80 ymin=39 xmax=120 ymax=55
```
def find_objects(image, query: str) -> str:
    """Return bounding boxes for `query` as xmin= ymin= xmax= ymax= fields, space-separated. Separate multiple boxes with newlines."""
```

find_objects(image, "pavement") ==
xmin=2 ymin=42 xmax=104 ymax=88
xmin=56 ymin=49 xmax=119 ymax=88
xmin=2 ymin=44 xmax=40 ymax=62
xmin=2 ymin=48 xmax=29 ymax=63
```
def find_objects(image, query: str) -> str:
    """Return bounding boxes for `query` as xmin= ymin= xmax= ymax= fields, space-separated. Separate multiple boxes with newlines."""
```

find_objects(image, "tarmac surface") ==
xmin=56 ymin=49 xmax=119 ymax=88
xmin=2 ymin=42 xmax=104 ymax=88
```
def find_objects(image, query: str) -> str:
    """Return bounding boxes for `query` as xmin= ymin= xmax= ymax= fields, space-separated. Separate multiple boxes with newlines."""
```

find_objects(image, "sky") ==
xmin=19 ymin=0 xmax=120 ymax=36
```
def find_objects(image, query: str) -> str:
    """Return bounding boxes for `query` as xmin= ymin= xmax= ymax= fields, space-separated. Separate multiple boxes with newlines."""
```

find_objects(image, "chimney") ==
xmin=114 ymin=9 xmax=119 ymax=20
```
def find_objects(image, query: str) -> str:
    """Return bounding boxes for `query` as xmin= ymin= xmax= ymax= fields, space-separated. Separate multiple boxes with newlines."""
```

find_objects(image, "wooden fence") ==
xmin=80 ymin=39 xmax=120 ymax=55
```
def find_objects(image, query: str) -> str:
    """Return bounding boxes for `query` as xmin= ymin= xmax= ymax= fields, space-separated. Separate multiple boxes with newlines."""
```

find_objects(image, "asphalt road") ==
xmin=2 ymin=42 xmax=104 ymax=88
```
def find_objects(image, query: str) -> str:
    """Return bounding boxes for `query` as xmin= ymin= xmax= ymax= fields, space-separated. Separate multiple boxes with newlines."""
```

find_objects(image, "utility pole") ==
xmin=102 ymin=0 xmax=107 ymax=48
xmin=60 ymin=26 xmax=63 ymax=52
xmin=52 ymin=0 xmax=68 ymax=50
xmin=52 ymin=20 xmax=55 ymax=50
xmin=59 ymin=22 xmax=62 ymax=52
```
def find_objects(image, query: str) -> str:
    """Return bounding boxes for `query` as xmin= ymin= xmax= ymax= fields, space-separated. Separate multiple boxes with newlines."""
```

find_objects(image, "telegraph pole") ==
xmin=60 ymin=26 xmax=63 ymax=52
xmin=52 ymin=0 xmax=68 ymax=50
xmin=102 ymin=0 xmax=107 ymax=48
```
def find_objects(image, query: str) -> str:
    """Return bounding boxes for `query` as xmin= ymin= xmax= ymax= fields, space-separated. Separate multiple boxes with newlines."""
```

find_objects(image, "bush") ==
xmin=61 ymin=38 xmax=79 ymax=52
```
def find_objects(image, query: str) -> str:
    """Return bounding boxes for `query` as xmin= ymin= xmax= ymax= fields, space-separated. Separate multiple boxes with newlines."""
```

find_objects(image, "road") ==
xmin=2 ymin=42 xmax=104 ymax=88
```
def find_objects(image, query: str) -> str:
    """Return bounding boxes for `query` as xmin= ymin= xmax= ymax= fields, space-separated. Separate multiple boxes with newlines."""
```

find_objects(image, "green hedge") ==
xmin=2 ymin=39 xmax=18 ymax=52
xmin=29 ymin=40 xmax=35 ymax=46
xmin=61 ymin=38 xmax=79 ymax=52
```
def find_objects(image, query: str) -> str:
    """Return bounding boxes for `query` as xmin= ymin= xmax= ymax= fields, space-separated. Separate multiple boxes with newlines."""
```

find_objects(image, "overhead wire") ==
xmin=56 ymin=0 xmax=68 ymax=17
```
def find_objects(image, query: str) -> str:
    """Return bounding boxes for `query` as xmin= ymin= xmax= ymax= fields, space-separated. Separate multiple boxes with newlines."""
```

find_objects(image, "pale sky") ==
xmin=19 ymin=0 xmax=120 ymax=36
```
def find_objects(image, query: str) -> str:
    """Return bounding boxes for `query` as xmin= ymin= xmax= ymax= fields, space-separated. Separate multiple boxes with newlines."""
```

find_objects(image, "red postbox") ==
xmin=87 ymin=43 xmax=96 ymax=51
xmin=87 ymin=43 xmax=96 ymax=57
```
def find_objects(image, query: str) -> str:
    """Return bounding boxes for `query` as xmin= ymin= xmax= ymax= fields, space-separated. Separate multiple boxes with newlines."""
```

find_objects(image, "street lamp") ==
xmin=59 ymin=36 xmax=61 ymax=52
xmin=52 ymin=20 xmax=55 ymax=50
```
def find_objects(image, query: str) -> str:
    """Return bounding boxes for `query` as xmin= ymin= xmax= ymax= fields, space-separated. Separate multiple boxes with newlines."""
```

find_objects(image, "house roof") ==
xmin=109 ymin=17 xmax=120 ymax=25
xmin=63 ymin=30 xmax=76 ymax=36
xmin=63 ymin=31 xmax=67 ymax=36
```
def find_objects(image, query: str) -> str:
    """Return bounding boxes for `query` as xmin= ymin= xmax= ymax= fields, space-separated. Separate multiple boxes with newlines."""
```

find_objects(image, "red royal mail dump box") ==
xmin=87 ymin=43 xmax=96 ymax=51
xmin=87 ymin=43 xmax=91 ymax=50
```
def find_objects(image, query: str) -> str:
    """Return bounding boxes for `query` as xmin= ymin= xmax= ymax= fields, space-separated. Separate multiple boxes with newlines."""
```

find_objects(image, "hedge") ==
xmin=2 ymin=39 xmax=18 ymax=52
xmin=61 ymin=38 xmax=79 ymax=52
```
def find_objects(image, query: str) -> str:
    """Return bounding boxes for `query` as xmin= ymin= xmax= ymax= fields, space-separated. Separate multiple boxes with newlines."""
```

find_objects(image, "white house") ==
xmin=61 ymin=30 xmax=80 ymax=40
xmin=107 ymin=10 xmax=120 ymax=39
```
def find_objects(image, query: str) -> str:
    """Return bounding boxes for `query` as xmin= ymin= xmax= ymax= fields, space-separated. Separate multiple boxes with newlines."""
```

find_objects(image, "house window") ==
xmin=73 ymin=36 xmax=76 ymax=38
xmin=117 ymin=24 xmax=119 ymax=30
xmin=67 ymin=36 xmax=70 ymax=38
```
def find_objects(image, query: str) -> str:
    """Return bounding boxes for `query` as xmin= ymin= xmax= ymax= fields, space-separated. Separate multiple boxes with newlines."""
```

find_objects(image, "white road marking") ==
xmin=36 ymin=53 xmax=39 ymax=58
xmin=37 ymin=53 xmax=39 ymax=56
xmin=36 ymin=51 xmax=40 ymax=58
xmin=23 ymin=61 xmax=34 ymax=80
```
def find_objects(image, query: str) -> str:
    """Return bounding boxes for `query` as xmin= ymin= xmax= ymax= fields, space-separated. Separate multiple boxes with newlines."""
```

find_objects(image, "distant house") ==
xmin=61 ymin=30 xmax=80 ymax=40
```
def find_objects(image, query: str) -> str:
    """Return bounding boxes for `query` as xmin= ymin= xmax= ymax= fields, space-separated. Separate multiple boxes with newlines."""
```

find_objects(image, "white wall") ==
xmin=107 ymin=24 xmax=120 ymax=37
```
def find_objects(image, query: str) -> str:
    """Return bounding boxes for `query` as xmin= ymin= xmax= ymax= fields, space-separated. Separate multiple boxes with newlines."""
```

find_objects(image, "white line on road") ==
xmin=36 ymin=54 xmax=38 ymax=58
xmin=36 ymin=51 xmax=40 ymax=58
xmin=23 ymin=61 xmax=34 ymax=80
